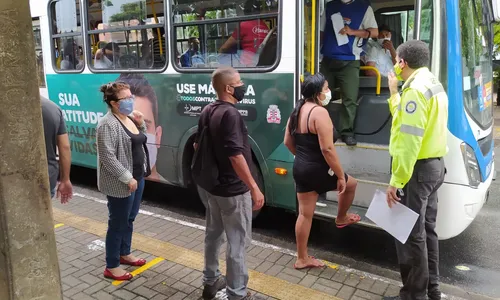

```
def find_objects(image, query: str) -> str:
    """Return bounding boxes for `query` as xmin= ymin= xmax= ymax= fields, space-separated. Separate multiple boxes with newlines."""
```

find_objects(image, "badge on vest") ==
xmin=405 ymin=101 xmax=417 ymax=114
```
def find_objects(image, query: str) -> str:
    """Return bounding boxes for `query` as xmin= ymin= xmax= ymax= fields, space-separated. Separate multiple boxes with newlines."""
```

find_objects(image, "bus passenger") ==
xmin=94 ymin=42 xmax=121 ymax=69
xmin=284 ymin=73 xmax=359 ymax=270
xmin=96 ymin=82 xmax=151 ymax=281
xmin=194 ymin=67 xmax=264 ymax=300
xmin=320 ymin=0 xmax=378 ymax=146
xmin=385 ymin=40 xmax=448 ymax=300
xmin=219 ymin=0 xmax=270 ymax=66
xmin=180 ymin=37 xmax=204 ymax=67
xmin=362 ymin=24 xmax=396 ymax=77
xmin=118 ymin=73 xmax=166 ymax=182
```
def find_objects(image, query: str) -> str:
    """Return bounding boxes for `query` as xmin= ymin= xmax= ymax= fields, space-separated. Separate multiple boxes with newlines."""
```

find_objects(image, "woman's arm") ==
xmin=284 ymin=118 xmax=296 ymax=155
xmin=219 ymin=36 xmax=237 ymax=53
xmin=314 ymin=108 xmax=344 ymax=178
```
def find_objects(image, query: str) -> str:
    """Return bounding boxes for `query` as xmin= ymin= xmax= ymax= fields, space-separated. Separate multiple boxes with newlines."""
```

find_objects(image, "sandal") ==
xmin=120 ymin=257 xmax=147 ymax=266
xmin=293 ymin=256 xmax=325 ymax=270
xmin=335 ymin=213 xmax=361 ymax=229
xmin=103 ymin=268 xmax=133 ymax=281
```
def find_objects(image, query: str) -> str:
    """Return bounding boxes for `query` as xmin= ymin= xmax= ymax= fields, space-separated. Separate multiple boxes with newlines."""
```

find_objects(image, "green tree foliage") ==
xmin=109 ymin=2 xmax=146 ymax=51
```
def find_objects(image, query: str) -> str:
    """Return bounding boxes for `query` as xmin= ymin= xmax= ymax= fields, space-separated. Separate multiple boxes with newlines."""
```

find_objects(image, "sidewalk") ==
xmin=51 ymin=192 xmax=479 ymax=300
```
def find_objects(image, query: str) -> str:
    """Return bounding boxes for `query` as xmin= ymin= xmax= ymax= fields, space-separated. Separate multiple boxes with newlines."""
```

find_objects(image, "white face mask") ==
xmin=378 ymin=37 xmax=391 ymax=46
xmin=320 ymin=90 xmax=332 ymax=106
xmin=341 ymin=0 xmax=353 ymax=3
xmin=146 ymin=133 xmax=157 ymax=168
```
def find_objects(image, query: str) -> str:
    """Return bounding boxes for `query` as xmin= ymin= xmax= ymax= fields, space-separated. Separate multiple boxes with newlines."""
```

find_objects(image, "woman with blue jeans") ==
xmin=96 ymin=82 xmax=151 ymax=281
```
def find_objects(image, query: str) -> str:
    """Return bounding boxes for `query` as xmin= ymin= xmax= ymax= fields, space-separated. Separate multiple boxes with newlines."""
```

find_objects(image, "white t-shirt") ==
xmin=320 ymin=3 xmax=378 ymax=60
xmin=362 ymin=39 xmax=394 ymax=77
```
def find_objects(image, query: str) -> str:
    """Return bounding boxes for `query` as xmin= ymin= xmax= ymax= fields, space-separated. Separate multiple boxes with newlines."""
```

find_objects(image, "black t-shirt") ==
xmin=197 ymin=100 xmax=252 ymax=197
xmin=119 ymin=120 xmax=147 ymax=180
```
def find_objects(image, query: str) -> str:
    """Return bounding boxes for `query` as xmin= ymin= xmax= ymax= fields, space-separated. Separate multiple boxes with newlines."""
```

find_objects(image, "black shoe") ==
xmin=342 ymin=136 xmax=357 ymax=146
xmin=428 ymin=291 xmax=442 ymax=300
xmin=382 ymin=297 xmax=401 ymax=300
xmin=202 ymin=275 xmax=226 ymax=300
xmin=240 ymin=292 xmax=255 ymax=300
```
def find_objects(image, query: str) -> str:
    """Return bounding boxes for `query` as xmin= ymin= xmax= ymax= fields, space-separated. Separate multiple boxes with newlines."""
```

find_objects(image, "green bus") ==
xmin=31 ymin=0 xmax=498 ymax=239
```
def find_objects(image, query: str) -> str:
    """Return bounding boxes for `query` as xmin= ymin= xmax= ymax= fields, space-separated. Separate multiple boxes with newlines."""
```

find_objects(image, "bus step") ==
xmin=315 ymin=198 xmax=376 ymax=228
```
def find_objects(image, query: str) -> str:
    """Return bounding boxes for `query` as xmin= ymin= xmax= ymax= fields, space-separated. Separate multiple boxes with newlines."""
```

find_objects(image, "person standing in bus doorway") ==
xmin=118 ymin=74 xmax=166 ymax=182
xmin=384 ymin=40 xmax=448 ymax=300
xmin=320 ymin=0 xmax=378 ymax=146
xmin=41 ymin=96 xmax=73 ymax=203
xmin=96 ymin=82 xmax=151 ymax=281
xmin=194 ymin=67 xmax=265 ymax=300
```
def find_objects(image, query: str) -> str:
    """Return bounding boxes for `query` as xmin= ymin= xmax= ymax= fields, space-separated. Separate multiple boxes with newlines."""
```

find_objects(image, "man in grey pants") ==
xmin=194 ymin=67 xmax=265 ymax=300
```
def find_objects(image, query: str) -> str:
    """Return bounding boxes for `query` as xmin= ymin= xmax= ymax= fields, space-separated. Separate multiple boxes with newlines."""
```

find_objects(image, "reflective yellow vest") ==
xmin=388 ymin=67 xmax=449 ymax=188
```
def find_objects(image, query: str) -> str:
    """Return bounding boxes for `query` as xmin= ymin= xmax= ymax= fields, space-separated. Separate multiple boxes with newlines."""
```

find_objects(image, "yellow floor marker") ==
xmin=112 ymin=257 xmax=165 ymax=286
xmin=54 ymin=223 xmax=64 ymax=229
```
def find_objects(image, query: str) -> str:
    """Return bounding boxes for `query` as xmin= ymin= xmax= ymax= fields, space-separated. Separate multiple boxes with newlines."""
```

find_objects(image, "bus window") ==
xmin=49 ymin=0 xmax=84 ymax=72
xmin=460 ymin=0 xmax=494 ymax=128
xmin=86 ymin=0 xmax=167 ymax=71
xmin=172 ymin=0 xmax=279 ymax=69
xmin=33 ymin=18 xmax=45 ymax=87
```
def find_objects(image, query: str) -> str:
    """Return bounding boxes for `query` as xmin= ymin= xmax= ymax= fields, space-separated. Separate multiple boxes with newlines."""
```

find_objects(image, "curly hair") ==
xmin=100 ymin=81 xmax=130 ymax=107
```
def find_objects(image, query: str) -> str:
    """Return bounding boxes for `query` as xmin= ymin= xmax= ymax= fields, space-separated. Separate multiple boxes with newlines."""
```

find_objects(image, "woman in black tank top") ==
xmin=284 ymin=73 xmax=360 ymax=270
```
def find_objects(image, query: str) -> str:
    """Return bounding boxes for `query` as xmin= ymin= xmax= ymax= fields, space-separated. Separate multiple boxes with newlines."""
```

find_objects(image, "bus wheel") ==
xmin=195 ymin=159 xmax=265 ymax=220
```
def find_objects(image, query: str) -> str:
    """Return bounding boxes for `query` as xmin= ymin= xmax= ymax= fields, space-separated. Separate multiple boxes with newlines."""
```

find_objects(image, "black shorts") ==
xmin=293 ymin=163 xmax=350 ymax=194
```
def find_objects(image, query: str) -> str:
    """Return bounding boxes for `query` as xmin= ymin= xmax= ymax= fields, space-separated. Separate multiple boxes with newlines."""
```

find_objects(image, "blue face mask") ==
xmin=118 ymin=97 xmax=134 ymax=115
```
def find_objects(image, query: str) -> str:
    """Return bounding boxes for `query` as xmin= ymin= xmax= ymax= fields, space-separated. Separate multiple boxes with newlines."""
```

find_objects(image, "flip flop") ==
xmin=335 ymin=213 xmax=361 ymax=229
xmin=293 ymin=256 xmax=325 ymax=270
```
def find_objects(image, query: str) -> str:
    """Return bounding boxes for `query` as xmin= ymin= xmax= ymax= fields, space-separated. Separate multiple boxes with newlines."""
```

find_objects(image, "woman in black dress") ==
xmin=284 ymin=73 xmax=360 ymax=269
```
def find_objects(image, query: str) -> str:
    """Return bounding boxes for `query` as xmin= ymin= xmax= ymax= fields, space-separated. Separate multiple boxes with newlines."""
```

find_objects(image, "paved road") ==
xmin=71 ymin=154 xmax=500 ymax=299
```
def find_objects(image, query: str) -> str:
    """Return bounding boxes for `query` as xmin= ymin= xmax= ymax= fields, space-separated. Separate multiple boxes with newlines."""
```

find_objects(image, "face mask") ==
xmin=118 ymin=97 xmax=134 ymax=115
xmin=393 ymin=62 xmax=405 ymax=81
xmin=320 ymin=90 xmax=332 ymax=106
xmin=341 ymin=0 xmax=353 ymax=3
xmin=377 ymin=37 xmax=391 ymax=46
xmin=231 ymin=85 xmax=246 ymax=102
xmin=146 ymin=133 xmax=157 ymax=167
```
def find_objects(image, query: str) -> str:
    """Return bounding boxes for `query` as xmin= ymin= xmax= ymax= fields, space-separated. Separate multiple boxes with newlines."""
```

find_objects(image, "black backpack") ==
xmin=191 ymin=105 xmax=220 ymax=192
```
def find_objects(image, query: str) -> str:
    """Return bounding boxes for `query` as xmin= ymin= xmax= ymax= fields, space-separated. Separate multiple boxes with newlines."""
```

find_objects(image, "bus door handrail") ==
xmin=150 ymin=0 xmax=163 ymax=56
xmin=360 ymin=66 xmax=381 ymax=95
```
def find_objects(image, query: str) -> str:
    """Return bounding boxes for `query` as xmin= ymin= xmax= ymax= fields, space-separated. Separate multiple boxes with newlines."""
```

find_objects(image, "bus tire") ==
xmin=195 ymin=158 xmax=264 ymax=220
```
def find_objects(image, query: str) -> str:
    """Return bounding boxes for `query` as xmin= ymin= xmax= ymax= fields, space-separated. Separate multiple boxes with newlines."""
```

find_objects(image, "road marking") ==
xmin=72 ymin=192 xmax=397 ymax=285
xmin=88 ymin=239 xmax=105 ymax=252
xmin=455 ymin=265 xmax=470 ymax=271
xmin=112 ymin=257 xmax=165 ymax=286
xmin=54 ymin=223 xmax=64 ymax=229
xmin=52 ymin=208 xmax=341 ymax=300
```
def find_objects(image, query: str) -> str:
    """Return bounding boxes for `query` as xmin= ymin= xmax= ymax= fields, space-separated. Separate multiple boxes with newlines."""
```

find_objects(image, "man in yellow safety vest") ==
xmin=384 ymin=40 xmax=448 ymax=300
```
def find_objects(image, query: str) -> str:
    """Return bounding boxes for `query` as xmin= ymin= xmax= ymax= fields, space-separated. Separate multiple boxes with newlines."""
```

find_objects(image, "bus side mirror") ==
xmin=492 ymin=0 xmax=500 ymax=22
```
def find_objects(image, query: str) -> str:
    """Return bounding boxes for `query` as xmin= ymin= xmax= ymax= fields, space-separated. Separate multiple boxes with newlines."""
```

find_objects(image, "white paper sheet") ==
xmin=365 ymin=190 xmax=419 ymax=244
xmin=331 ymin=13 xmax=349 ymax=46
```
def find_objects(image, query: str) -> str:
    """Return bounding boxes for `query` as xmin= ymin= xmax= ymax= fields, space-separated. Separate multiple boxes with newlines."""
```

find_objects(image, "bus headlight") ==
xmin=460 ymin=142 xmax=481 ymax=188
